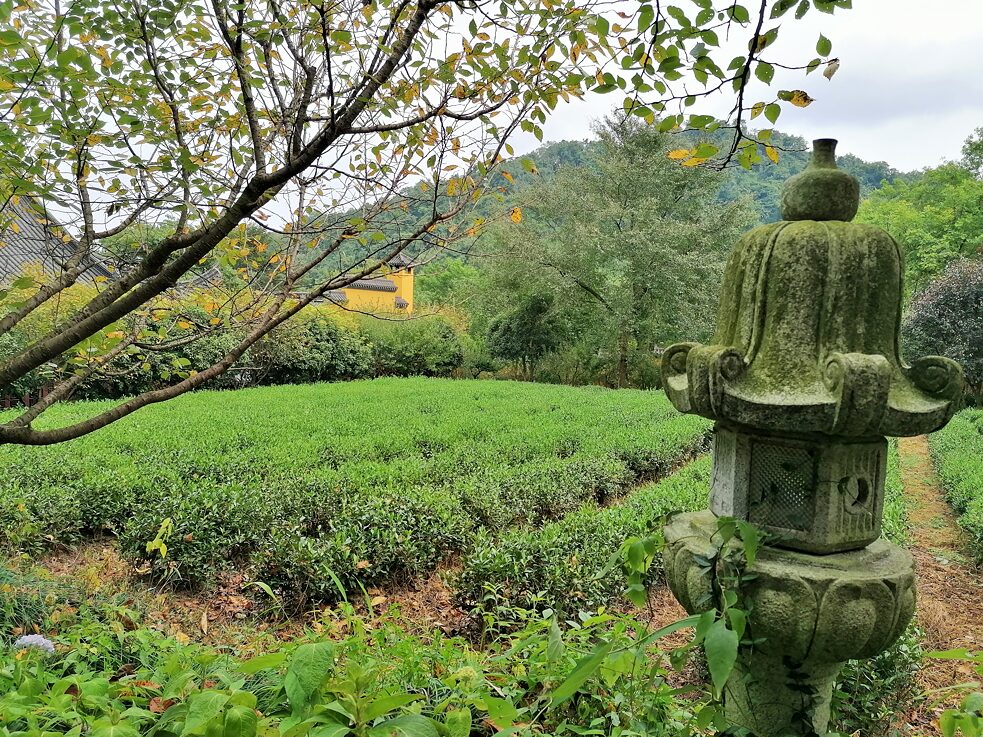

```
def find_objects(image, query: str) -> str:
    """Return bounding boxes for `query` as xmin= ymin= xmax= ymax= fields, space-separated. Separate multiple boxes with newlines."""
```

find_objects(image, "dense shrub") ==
xmin=457 ymin=439 xmax=906 ymax=616
xmin=928 ymin=409 xmax=983 ymax=562
xmin=362 ymin=315 xmax=465 ymax=377
xmin=0 ymin=379 xmax=710 ymax=602
xmin=832 ymin=623 xmax=924 ymax=737
xmin=0 ymin=590 xmax=700 ymax=737
xmin=251 ymin=317 xmax=373 ymax=385
xmin=903 ymin=259 xmax=983 ymax=402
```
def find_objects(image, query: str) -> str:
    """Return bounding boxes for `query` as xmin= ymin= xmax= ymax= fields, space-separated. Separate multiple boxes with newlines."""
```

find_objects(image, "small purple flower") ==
xmin=12 ymin=634 xmax=56 ymax=654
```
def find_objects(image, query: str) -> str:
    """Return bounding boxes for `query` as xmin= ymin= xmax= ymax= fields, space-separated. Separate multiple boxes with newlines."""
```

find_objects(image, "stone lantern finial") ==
xmin=661 ymin=139 xmax=964 ymax=736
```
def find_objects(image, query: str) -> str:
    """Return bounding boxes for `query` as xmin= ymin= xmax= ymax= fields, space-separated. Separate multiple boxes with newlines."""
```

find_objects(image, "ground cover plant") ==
xmin=0 ymin=570 xmax=705 ymax=737
xmin=0 ymin=378 xmax=709 ymax=608
xmin=928 ymin=409 xmax=983 ymax=563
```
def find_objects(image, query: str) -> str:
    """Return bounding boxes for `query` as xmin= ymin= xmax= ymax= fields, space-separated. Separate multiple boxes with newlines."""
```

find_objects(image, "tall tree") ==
xmin=480 ymin=114 xmax=756 ymax=388
xmin=856 ymin=163 xmax=983 ymax=297
xmin=962 ymin=126 xmax=983 ymax=179
xmin=0 ymin=0 xmax=845 ymax=444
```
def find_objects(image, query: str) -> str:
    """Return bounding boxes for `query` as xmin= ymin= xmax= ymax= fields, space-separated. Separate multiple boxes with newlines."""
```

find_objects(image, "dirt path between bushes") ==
xmin=896 ymin=435 xmax=983 ymax=735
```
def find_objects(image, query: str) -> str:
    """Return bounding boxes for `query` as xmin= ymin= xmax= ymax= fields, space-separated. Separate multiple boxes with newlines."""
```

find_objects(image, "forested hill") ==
xmin=502 ymin=130 xmax=909 ymax=224
xmin=302 ymin=130 xmax=906 ymax=285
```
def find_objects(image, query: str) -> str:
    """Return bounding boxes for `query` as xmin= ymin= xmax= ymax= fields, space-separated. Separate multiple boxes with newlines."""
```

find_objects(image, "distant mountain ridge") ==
xmin=499 ymin=130 xmax=910 ymax=224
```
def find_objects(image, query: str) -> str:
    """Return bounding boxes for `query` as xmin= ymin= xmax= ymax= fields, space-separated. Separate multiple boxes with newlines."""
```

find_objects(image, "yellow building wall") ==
xmin=336 ymin=266 xmax=414 ymax=314
xmin=387 ymin=268 xmax=414 ymax=312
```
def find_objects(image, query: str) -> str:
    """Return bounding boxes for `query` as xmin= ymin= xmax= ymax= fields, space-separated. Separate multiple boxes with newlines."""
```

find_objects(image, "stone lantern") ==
xmin=661 ymin=139 xmax=964 ymax=736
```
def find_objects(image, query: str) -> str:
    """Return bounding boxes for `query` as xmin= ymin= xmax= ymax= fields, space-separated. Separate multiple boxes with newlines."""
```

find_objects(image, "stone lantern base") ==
xmin=663 ymin=511 xmax=916 ymax=737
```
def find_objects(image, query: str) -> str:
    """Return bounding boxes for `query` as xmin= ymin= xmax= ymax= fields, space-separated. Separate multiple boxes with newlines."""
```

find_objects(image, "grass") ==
xmin=927 ymin=408 xmax=983 ymax=563
xmin=0 ymin=378 xmax=710 ymax=607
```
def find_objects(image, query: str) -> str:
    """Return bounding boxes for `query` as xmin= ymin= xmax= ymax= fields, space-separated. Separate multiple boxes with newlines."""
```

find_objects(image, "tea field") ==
xmin=928 ymin=408 xmax=983 ymax=563
xmin=0 ymin=378 xmax=710 ymax=609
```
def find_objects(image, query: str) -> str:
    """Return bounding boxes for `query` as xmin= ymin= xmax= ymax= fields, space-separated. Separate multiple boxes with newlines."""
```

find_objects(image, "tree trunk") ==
xmin=616 ymin=331 xmax=629 ymax=389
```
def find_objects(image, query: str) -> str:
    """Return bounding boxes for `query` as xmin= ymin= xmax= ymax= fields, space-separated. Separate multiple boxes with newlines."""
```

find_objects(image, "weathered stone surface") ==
xmin=664 ymin=510 xmax=916 ymax=736
xmin=659 ymin=139 xmax=948 ymax=737
xmin=709 ymin=425 xmax=887 ymax=553
xmin=780 ymin=138 xmax=859 ymax=222
xmin=661 ymin=141 xmax=963 ymax=438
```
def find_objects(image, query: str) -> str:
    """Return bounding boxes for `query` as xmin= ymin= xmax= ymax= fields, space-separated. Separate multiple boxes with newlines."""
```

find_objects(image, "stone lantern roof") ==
xmin=663 ymin=139 xmax=963 ymax=439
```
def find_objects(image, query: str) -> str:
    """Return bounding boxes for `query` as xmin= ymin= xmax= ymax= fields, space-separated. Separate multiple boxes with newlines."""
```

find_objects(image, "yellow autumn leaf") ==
xmin=501 ymin=170 xmax=514 ymax=183
xmin=681 ymin=157 xmax=707 ymax=167
xmin=667 ymin=149 xmax=691 ymax=160
xmin=177 ymin=321 xmax=191 ymax=330
xmin=750 ymin=102 xmax=766 ymax=120
xmin=106 ymin=331 xmax=125 ymax=340
xmin=765 ymin=145 xmax=779 ymax=164
xmin=789 ymin=90 xmax=814 ymax=107
xmin=509 ymin=207 xmax=523 ymax=224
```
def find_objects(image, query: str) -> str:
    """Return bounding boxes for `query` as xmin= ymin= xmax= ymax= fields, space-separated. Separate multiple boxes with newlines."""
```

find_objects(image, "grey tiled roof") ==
xmin=176 ymin=265 xmax=223 ymax=292
xmin=386 ymin=252 xmax=414 ymax=269
xmin=0 ymin=196 xmax=112 ymax=285
xmin=348 ymin=278 xmax=397 ymax=292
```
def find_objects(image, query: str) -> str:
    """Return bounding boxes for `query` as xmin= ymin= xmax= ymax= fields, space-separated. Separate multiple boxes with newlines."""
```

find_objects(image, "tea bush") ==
xmin=0 ymin=379 xmax=710 ymax=604
xmin=455 ymin=457 xmax=713 ymax=614
xmin=929 ymin=409 xmax=983 ymax=563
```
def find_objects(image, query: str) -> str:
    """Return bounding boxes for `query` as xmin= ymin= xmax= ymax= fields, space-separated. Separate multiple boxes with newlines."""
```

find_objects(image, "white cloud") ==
xmin=521 ymin=0 xmax=983 ymax=171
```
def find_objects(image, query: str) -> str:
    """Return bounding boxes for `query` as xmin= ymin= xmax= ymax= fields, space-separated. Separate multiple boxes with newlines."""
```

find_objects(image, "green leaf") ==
xmin=638 ymin=4 xmax=654 ymax=33
xmin=547 ymin=617 xmax=564 ymax=662
xmin=694 ymin=143 xmax=719 ymax=159
xmin=735 ymin=520 xmax=761 ymax=567
xmin=729 ymin=4 xmax=750 ymax=23
xmin=550 ymin=640 xmax=613 ymax=706
xmin=285 ymin=642 xmax=334 ymax=713
xmin=223 ymin=705 xmax=258 ymax=737
xmin=816 ymin=34 xmax=832 ymax=56
xmin=238 ymin=651 xmax=286 ymax=675
xmin=363 ymin=694 xmax=420 ymax=722
xmin=0 ymin=29 xmax=22 ymax=46
xmin=704 ymin=619 xmax=739 ymax=698
xmin=369 ymin=715 xmax=438 ymax=737
xmin=481 ymin=697 xmax=518 ymax=729
xmin=754 ymin=62 xmax=774 ymax=84
xmin=941 ymin=710 xmax=957 ymax=737
xmin=443 ymin=709 xmax=471 ymax=737
xmin=90 ymin=720 xmax=140 ymax=737
xmin=726 ymin=608 xmax=747 ymax=640
xmin=625 ymin=582 xmax=647 ymax=607
xmin=764 ymin=103 xmax=781 ymax=124
xmin=181 ymin=692 xmax=231 ymax=736
xmin=11 ymin=275 xmax=35 ymax=290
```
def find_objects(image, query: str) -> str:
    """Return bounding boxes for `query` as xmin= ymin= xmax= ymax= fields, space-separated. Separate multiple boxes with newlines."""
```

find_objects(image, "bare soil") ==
xmin=896 ymin=435 xmax=983 ymax=735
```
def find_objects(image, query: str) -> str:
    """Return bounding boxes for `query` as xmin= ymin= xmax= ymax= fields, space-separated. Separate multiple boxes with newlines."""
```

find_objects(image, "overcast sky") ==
xmin=512 ymin=0 xmax=983 ymax=172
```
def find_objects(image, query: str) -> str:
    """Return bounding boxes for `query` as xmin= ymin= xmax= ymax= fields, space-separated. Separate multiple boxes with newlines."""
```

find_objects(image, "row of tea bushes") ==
xmin=454 ymin=457 xmax=712 ymax=614
xmin=456 ymin=440 xmax=910 ymax=616
xmin=0 ymin=379 xmax=710 ymax=606
xmin=928 ymin=409 xmax=983 ymax=563
xmin=881 ymin=439 xmax=908 ymax=545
